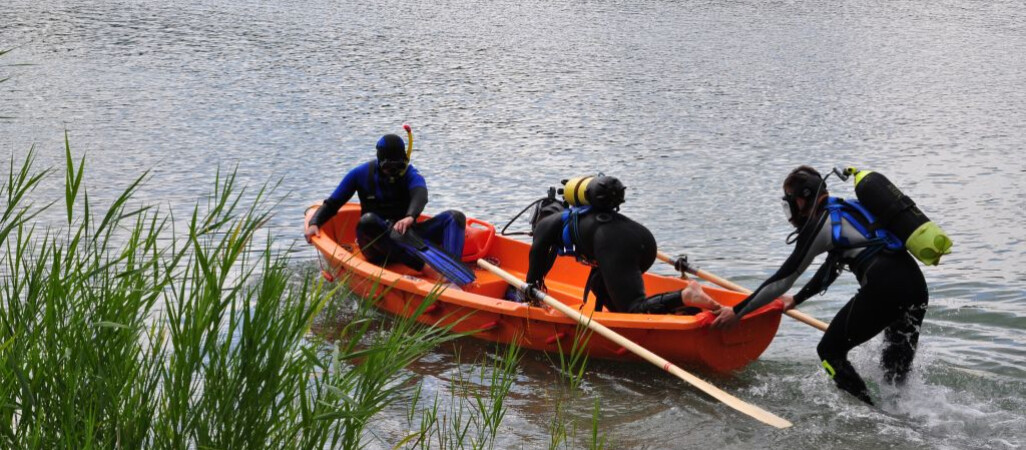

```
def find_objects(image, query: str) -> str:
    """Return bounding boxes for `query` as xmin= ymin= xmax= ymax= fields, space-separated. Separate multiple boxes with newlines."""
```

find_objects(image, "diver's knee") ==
xmin=358 ymin=212 xmax=384 ymax=228
xmin=444 ymin=210 xmax=466 ymax=227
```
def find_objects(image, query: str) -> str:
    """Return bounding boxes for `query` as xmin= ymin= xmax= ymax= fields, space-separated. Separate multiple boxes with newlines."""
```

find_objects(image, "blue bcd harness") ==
xmin=558 ymin=206 xmax=597 ymax=265
xmin=825 ymin=197 xmax=903 ymax=252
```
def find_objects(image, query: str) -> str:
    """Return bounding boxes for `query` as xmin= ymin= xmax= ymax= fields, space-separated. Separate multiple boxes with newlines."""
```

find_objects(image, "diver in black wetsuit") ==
xmin=712 ymin=166 xmax=929 ymax=405
xmin=523 ymin=175 xmax=720 ymax=314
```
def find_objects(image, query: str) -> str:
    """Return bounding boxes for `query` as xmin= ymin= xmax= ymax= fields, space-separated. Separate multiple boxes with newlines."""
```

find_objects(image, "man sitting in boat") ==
xmin=304 ymin=132 xmax=468 ymax=281
xmin=711 ymin=166 xmax=930 ymax=405
xmin=523 ymin=175 xmax=723 ymax=314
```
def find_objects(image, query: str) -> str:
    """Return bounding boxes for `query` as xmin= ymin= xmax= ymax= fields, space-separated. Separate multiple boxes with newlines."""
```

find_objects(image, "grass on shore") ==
xmin=0 ymin=142 xmax=605 ymax=449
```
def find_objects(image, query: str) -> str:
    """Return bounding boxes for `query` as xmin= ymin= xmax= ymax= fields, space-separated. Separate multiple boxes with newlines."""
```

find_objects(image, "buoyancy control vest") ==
xmin=358 ymin=159 xmax=413 ymax=221
xmin=840 ymin=168 xmax=953 ymax=265
xmin=557 ymin=206 xmax=596 ymax=265
xmin=825 ymin=197 xmax=904 ymax=251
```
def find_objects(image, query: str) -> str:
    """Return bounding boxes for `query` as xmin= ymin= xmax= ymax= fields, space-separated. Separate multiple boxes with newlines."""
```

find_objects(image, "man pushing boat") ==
xmin=523 ymin=175 xmax=722 ymax=314
xmin=712 ymin=166 xmax=949 ymax=405
xmin=304 ymin=126 xmax=474 ymax=286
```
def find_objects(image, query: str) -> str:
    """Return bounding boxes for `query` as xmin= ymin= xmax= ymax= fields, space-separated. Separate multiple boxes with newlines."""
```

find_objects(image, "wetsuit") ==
xmin=309 ymin=160 xmax=465 ymax=269
xmin=525 ymin=210 xmax=684 ymax=313
xmin=732 ymin=198 xmax=929 ymax=404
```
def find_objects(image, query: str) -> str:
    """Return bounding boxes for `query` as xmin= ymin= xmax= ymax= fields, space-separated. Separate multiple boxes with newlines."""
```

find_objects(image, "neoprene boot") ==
xmin=822 ymin=358 xmax=875 ymax=406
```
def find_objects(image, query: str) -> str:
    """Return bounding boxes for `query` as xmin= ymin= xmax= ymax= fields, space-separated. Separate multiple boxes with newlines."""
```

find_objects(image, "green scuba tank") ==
xmin=838 ymin=167 xmax=952 ymax=265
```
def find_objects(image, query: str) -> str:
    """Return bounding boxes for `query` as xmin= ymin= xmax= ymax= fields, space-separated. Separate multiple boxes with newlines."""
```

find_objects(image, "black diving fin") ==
xmin=389 ymin=229 xmax=476 ymax=287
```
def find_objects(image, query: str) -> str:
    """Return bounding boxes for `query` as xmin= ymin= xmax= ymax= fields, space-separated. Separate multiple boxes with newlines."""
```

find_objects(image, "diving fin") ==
xmin=389 ymin=229 xmax=476 ymax=287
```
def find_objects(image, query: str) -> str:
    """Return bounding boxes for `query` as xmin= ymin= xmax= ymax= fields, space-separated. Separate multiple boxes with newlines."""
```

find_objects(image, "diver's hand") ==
xmin=711 ymin=307 xmax=740 ymax=329
xmin=393 ymin=217 xmax=414 ymax=234
xmin=780 ymin=295 xmax=797 ymax=312
xmin=304 ymin=224 xmax=320 ymax=243
xmin=519 ymin=280 xmax=547 ymax=306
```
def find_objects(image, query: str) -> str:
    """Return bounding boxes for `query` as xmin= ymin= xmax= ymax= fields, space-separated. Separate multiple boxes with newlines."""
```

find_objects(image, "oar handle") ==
xmin=477 ymin=259 xmax=792 ymax=429
xmin=656 ymin=251 xmax=829 ymax=332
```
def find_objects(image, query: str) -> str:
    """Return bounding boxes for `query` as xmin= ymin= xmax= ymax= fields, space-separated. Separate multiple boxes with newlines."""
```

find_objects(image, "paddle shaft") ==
xmin=476 ymin=259 xmax=792 ymax=429
xmin=656 ymin=251 xmax=829 ymax=332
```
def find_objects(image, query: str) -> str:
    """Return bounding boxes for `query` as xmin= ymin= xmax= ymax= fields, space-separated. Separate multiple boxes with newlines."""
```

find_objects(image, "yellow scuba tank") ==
xmin=561 ymin=176 xmax=593 ymax=207
xmin=559 ymin=175 xmax=626 ymax=210
xmin=839 ymin=167 xmax=952 ymax=265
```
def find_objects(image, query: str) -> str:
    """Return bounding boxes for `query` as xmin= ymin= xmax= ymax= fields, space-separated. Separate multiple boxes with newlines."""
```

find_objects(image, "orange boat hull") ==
xmin=307 ymin=204 xmax=782 ymax=372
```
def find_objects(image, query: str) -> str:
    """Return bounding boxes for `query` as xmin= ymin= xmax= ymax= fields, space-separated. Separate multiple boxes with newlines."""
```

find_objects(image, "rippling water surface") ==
xmin=3 ymin=0 xmax=1025 ymax=447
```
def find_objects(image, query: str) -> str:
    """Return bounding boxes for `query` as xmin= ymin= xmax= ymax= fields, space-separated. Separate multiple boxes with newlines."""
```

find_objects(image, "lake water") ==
xmin=3 ymin=0 xmax=1025 ymax=447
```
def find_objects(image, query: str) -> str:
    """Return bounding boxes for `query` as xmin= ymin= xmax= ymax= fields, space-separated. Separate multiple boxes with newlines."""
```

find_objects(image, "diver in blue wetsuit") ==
xmin=712 ymin=166 xmax=929 ymax=405
xmin=305 ymin=133 xmax=470 ymax=283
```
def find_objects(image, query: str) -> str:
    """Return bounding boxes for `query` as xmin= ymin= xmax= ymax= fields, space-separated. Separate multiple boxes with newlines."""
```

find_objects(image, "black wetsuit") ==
xmin=525 ymin=210 xmax=683 ymax=313
xmin=309 ymin=160 xmax=465 ymax=269
xmin=732 ymin=200 xmax=929 ymax=404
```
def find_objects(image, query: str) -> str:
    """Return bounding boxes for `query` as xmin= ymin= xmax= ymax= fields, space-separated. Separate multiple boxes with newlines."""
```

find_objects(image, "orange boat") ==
xmin=306 ymin=204 xmax=783 ymax=372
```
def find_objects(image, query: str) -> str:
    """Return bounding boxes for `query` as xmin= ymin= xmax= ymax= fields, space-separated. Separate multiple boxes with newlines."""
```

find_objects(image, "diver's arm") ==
xmin=525 ymin=214 xmax=561 ymax=285
xmin=405 ymin=187 xmax=428 ymax=219
xmin=792 ymin=252 xmax=842 ymax=305
xmin=733 ymin=214 xmax=833 ymax=318
xmin=310 ymin=165 xmax=364 ymax=227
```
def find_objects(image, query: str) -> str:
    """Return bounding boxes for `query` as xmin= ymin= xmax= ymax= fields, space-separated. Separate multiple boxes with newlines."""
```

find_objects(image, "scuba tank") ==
xmin=499 ymin=174 xmax=626 ymax=236
xmin=560 ymin=175 xmax=626 ymax=210
xmin=835 ymin=167 xmax=952 ymax=265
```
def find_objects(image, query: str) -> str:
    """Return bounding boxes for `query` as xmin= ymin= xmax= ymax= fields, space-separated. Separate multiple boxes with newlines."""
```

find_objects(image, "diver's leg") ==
xmin=356 ymin=212 xmax=424 ymax=270
xmin=881 ymin=301 xmax=927 ymax=385
xmin=816 ymin=287 xmax=900 ymax=405
xmin=413 ymin=210 xmax=466 ymax=258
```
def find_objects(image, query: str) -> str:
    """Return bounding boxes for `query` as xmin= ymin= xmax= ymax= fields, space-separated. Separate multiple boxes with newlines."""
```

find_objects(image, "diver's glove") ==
xmin=519 ymin=280 xmax=547 ymax=306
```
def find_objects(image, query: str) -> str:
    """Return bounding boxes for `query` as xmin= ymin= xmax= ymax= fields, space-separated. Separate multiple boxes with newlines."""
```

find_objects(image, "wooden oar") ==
xmin=655 ymin=251 xmax=828 ymax=332
xmin=476 ymin=259 xmax=793 ymax=429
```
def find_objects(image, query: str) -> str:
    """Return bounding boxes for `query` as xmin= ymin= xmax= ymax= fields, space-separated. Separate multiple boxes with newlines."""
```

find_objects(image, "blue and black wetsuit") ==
xmin=732 ymin=198 xmax=929 ymax=404
xmin=525 ymin=210 xmax=684 ymax=313
xmin=309 ymin=160 xmax=465 ymax=269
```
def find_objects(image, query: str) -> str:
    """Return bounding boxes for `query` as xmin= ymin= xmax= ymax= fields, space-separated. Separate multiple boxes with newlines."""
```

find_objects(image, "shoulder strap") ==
xmin=557 ymin=206 xmax=593 ymax=259
xmin=827 ymin=198 xmax=903 ymax=250
xmin=558 ymin=208 xmax=577 ymax=256
xmin=825 ymin=198 xmax=851 ymax=247
xmin=365 ymin=160 xmax=377 ymax=194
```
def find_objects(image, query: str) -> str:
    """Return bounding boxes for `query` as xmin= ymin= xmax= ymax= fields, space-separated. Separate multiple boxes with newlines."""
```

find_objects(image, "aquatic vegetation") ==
xmin=0 ymin=133 xmax=609 ymax=448
xmin=0 ymin=144 xmax=468 ymax=448
xmin=548 ymin=321 xmax=606 ymax=450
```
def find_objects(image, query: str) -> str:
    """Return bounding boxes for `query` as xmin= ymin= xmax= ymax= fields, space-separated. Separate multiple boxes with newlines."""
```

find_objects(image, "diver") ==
xmin=304 ymin=130 xmax=473 ymax=286
xmin=523 ymin=175 xmax=722 ymax=314
xmin=711 ymin=166 xmax=930 ymax=405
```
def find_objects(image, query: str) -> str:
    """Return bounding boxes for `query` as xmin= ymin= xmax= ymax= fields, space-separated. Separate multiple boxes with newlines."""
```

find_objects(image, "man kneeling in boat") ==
xmin=523 ymin=175 xmax=722 ymax=314
xmin=304 ymin=132 xmax=468 ymax=281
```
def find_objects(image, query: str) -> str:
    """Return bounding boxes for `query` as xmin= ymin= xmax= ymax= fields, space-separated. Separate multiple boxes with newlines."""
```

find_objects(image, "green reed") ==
xmin=547 ymin=318 xmax=606 ymax=449
xmin=0 ymin=130 xmax=612 ymax=448
xmin=0 ymin=143 xmax=468 ymax=449
xmin=401 ymin=340 xmax=521 ymax=450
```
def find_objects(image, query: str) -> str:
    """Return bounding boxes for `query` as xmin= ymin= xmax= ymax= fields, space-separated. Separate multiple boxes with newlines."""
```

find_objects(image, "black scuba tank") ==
xmin=839 ymin=167 xmax=952 ymax=266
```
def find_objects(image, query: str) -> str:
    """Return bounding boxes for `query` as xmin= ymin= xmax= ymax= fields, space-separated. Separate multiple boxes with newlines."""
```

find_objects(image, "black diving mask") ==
xmin=379 ymin=159 xmax=408 ymax=177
